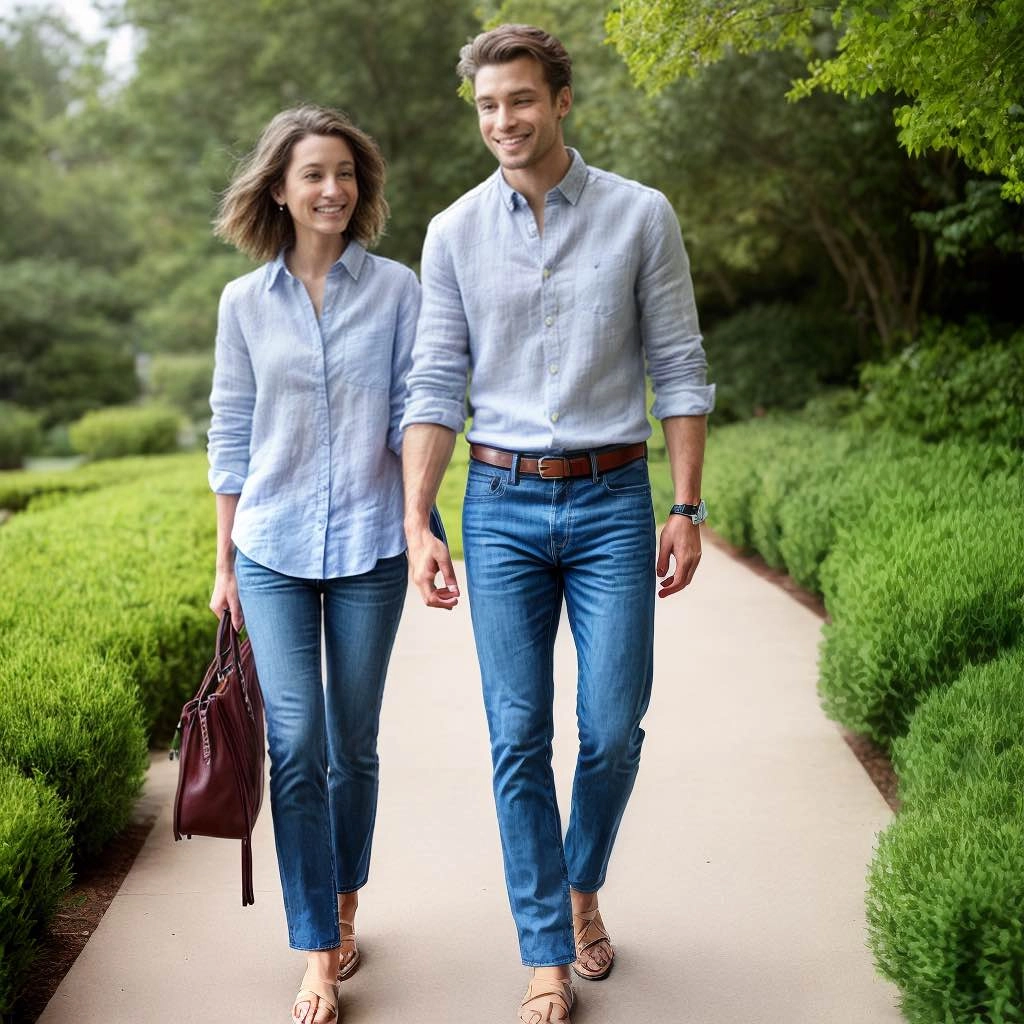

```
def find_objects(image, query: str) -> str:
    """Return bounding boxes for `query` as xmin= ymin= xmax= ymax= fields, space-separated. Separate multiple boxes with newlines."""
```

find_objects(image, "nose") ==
xmin=495 ymin=103 xmax=517 ymax=131
xmin=321 ymin=176 xmax=340 ymax=196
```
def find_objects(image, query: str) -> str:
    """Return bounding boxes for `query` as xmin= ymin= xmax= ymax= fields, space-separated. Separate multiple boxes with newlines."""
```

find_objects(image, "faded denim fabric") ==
xmin=401 ymin=149 xmax=715 ymax=449
xmin=208 ymin=243 xmax=420 ymax=579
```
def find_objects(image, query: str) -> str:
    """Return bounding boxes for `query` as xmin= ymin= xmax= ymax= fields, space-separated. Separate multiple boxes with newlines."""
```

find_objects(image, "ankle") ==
xmin=306 ymin=946 xmax=340 ymax=979
xmin=569 ymin=888 xmax=598 ymax=915
xmin=533 ymin=965 xmax=572 ymax=983
xmin=337 ymin=890 xmax=359 ymax=923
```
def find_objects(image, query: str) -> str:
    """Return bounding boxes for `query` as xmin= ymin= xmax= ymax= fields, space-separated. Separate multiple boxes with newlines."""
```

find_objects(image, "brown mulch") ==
xmin=9 ymin=812 xmax=160 ymax=1024
xmin=704 ymin=529 xmax=900 ymax=812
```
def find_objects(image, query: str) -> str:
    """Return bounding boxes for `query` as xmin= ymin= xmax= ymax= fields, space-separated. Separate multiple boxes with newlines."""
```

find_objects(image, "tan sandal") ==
xmin=291 ymin=966 xmax=338 ymax=1024
xmin=337 ymin=917 xmax=360 ymax=982
xmin=519 ymin=975 xmax=574 ymax=1024
xmin=572 ymin=905 xmax=614 ymax=980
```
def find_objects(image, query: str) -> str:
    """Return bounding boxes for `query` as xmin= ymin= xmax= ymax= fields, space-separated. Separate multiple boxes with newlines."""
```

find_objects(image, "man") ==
xmin=401 ymin=24 xmax=714 ymax=1024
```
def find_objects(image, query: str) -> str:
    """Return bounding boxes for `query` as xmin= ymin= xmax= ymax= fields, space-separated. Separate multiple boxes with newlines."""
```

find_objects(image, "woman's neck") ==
xmin=286 ymin=232 xmax=347 ymax=281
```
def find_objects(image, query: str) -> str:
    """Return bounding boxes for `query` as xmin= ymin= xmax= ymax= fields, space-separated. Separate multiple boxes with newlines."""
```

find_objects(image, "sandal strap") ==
xmin=522 ymin=978 xmax=574 ymax=1006
xmin=295 ymin=974 xmax=338 ymax=1010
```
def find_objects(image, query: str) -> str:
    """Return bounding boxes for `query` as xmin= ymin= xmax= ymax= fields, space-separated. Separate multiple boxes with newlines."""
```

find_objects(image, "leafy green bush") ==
xmin=854 ymin=320 xmax=1024 ymax=448
xmin=867 ymin=785 xmax=1024 ymax=1024
xmin=68 ymin=404 xmax=180 ymax=460
xmin=819 ymin=472 xmax=1024 ymax=747
xmin=0 ymin=649 xmax=148 ymax=860
xmin=0 ymin=454 xmax=187 ymax=512
xmin=0 ymin=402 xmax=42 ymax=469
xmin=0 ymin=455 xmax=217 ymax=741
xmin=705 ymin=303 xmax=859 ymax=422
xmin=894 ymin=645 xmax=1024 ymax=811
xmin=0 ymin=764 xmax=73 ymax=1013
xmin=148 ymin=351 xmax=215 ymax=423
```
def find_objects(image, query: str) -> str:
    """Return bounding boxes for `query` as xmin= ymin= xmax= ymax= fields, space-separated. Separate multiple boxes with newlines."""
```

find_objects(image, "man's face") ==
xmin=473 ymin=56 xmax=571 ymax=174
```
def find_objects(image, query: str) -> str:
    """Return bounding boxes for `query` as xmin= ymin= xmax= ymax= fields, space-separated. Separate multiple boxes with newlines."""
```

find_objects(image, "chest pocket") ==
xmin=342 ymin=329 xmax=392 ymax=390
xmin=576 ymin=253 xmax=632 ymax=318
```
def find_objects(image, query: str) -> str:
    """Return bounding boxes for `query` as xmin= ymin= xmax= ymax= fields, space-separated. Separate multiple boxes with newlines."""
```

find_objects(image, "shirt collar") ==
xmin=496 ymin=148 xmax=589 ymax=211
xmin=265 ymin=240 xmax=367 ymax=290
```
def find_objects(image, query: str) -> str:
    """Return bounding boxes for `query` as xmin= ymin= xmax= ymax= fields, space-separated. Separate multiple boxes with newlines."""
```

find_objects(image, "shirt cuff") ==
xmin=208 ymin=467 xmax=247 ymax=494
xmin=400 ymin=396 xmax=466 ymax=435
xmin=651 ymin=383 xmax=716 ymax=420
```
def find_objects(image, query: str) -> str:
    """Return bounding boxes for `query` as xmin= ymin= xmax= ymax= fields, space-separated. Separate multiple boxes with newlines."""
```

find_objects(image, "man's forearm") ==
xmin=661 ymin=415 xmax=706 ymax=505
xmin=402 ymin=423 xmax=457 ymax=534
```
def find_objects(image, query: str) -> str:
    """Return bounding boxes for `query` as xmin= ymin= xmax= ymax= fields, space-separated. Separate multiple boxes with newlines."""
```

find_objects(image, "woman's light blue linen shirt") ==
xmin=207 ymin=242 xmax=420 ymax=580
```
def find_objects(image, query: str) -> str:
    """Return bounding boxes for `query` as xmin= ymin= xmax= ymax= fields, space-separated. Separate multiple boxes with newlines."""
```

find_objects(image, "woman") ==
xmin=207 ymin=105 xmax=418 ymax=1024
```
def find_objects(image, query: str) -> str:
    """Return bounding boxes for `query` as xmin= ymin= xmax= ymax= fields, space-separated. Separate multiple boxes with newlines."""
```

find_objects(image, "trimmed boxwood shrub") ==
xmin=0 ymin=763 xmax=73 ymax=1013
xmin=0 ymin=403 xmax=42 ymax=470
xmin=0 ymin=455 xmax=217 ymax=741
xmin=894 ymin=646 xmax=1024 ymax=810
xmin=68 ymin=404 xmax=180 ymax=460
xmin=0 ymin=453 xmax=188 ymax=513
xmin=0 ymin=648 xmax=148 ymax=860
xmin=867 ymin=784 xmax=1024 ymax=1024
xmin=819 ymin=474 xmax=1024 ymax=747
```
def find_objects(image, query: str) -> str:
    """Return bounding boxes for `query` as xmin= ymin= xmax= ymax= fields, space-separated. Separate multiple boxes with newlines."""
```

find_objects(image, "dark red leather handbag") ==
xmin=173 ymin=611 xmax=265 ymax=905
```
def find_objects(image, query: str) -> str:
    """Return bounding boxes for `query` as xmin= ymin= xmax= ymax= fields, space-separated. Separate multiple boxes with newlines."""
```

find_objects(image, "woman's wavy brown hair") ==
xmin=214 ymin=105 xmax=389 ymax=262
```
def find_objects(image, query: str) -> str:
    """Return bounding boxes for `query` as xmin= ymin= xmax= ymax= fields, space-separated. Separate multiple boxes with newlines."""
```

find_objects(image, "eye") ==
xmin=339 ymin=170 xmax=355 ymax=180
xmin=304 ymin=172 xmax=320 ymax=180
xmin=478 ymin=102 xmax=495 ymax=113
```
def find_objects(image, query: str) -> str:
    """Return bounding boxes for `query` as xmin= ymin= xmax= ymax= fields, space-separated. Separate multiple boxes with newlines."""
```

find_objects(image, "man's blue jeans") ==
xmin=462 ymin=455 xmax=657 ymax=966
xmin=234 ymin=549 xmax=407 ymax=951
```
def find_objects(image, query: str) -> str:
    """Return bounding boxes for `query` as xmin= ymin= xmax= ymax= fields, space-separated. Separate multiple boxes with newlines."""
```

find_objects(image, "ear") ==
xmin=270 ymin=181 xmax=285 ymax=206
xmin=556 ymin=86 xmax=573 ymax=120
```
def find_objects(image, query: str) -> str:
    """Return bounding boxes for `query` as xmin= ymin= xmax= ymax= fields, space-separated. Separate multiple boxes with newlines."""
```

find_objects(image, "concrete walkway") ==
xmin=39 ymin=544 xmax=903 ymax=1023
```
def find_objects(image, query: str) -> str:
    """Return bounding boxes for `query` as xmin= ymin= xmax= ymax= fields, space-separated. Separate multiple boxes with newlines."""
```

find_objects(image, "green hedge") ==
xmin=68 ymin=404 xmax=181 ymax=460
xmin=148 ymin=351 xmax=215 ymax=423
xmin=865 ymin=648 xmax=1024 ymax=1021
xmin=867 ymin=782 xmax=1024 ymax=1023
xmin=0 ymin=764 xmax=73 ymax=1014
xmin=0 ymin=649 xmax=148 ymax=860
xmin=0 ymin=455 xmax=217 ymax=743
xmin=893 ymin=645 xmax=1024 ymax=811
xmin=854 ymin=321 xmax=1024 ymax=449
xmin=819 ymin=472 xmax=1024 ymax=746
xmin=0 ymin=454 xmax=187 ymax=512
xmin=0 ymin=403 xmax=42 ymax=470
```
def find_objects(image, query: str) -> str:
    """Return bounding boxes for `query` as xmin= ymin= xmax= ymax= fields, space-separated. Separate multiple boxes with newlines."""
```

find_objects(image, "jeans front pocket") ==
xmin=464 ymin=463 xmax=508 ymax=501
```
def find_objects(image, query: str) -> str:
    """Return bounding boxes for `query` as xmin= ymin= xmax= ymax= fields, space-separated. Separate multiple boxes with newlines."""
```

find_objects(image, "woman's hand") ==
xmin=210 ymin=569 xmax=244 ymax=630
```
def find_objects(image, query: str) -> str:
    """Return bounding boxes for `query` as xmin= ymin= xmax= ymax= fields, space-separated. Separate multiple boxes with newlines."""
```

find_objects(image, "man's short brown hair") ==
xmin=457 ymin=24 xmax=572 ymax=97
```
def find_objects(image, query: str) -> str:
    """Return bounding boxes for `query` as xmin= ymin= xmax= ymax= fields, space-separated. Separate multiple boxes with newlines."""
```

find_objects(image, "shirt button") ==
xmin=544 ymin=316 xmax=554 ymax=327
xmin=543 ymin=267 xmax=552 ymax=279
xmin=549 ymin=363 xmax=559 ymax=374
xmin=550 ymin=412 xmax=560 ymax=423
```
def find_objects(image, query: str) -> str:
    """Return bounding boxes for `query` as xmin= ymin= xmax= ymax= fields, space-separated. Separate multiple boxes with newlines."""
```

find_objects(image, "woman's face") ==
xmin=272 ymin=134 xmax=359 ymax=244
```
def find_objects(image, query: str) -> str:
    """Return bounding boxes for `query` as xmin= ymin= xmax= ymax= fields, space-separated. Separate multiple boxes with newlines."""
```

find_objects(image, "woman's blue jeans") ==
xmin=234 ymin=549 xmax=407 ymax=951
xmin=462 ymin=455 xmax=657 ymax=967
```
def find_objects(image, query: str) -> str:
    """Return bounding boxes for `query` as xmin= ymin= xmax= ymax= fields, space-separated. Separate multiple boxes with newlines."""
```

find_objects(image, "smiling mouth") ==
xmin=496 ymin=135 xmax=529 ymax=148
xmin=315 ymin=205 xmax=346 ymax=214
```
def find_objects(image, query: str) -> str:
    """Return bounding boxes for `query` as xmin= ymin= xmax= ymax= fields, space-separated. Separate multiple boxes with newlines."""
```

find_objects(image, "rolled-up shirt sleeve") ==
xmin=400 ymin=220 xmax=470 ymax=434
xmin=207 ymin=283 xmax=255 ymax=494
xmin=388 ymin=270 xmax=422 ymax=455
xmin=639 ymin=192 xmax=716 ymax=420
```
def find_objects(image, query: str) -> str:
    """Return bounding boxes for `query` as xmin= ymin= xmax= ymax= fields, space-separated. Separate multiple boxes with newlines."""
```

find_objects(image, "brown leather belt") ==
xmin=469 ymin=442 xmax=647 ymax=479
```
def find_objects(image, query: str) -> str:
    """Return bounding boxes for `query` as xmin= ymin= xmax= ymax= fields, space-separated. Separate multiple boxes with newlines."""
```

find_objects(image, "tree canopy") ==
xmin=608 ymin=0 xmax=1024 ymax=201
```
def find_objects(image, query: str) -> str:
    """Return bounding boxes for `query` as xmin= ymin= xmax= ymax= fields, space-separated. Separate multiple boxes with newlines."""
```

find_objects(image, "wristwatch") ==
xmin=669 ymin=499 xmax=707 ymax=525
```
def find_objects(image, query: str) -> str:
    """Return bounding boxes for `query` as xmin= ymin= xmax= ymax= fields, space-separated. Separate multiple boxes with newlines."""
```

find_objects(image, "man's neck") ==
xmin=502 ymin=145 xmax=573 ymax=227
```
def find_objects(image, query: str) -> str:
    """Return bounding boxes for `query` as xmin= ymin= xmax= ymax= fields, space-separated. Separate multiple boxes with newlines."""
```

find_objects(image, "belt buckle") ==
xmin=537 ymin=456 xmax=569 ymax=479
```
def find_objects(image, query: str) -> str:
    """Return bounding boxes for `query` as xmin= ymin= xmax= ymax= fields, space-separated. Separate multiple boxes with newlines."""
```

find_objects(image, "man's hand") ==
xmin=656 ymin=515 xmax=702 ymax=598
xmin=407 ymin=527 xmax=461 ymax=610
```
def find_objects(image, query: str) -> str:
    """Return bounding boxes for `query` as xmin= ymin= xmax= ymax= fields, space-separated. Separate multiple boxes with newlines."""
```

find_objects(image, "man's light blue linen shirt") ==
xmin=207 ymin=242 xmax=420 ymax=580
xmin=401 ymin=150 xmax=714 ymax=451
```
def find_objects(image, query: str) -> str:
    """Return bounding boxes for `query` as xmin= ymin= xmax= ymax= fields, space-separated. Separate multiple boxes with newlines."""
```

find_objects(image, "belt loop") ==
xmin=589 ymin=450 xmax=599 ymax=483
xmin=510 ymin=452 xmax=521 ymax=486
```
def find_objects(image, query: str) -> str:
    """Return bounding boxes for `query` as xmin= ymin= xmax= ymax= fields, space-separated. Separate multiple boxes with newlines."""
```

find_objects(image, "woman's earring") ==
xmin=278 ymin=204 xmax=285 ymax=212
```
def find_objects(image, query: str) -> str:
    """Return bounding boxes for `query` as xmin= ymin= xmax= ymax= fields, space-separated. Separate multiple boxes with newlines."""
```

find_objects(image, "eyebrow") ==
xmin=475 ymin=88 xmax=537 ymax=104
xmin=298 ymin=160 xmax=356 ymax=171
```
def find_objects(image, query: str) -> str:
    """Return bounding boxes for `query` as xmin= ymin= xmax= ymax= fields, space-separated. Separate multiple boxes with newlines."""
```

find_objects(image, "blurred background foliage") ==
xmin=0 ymin=0 xmax=1021 ymax=462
